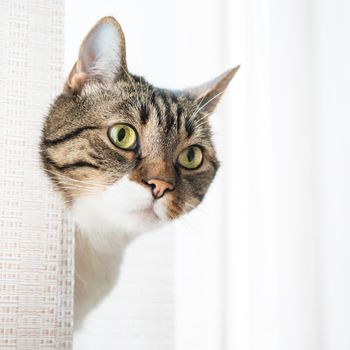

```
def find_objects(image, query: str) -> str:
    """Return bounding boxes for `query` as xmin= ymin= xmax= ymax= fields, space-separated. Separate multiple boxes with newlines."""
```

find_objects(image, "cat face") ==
xmin=41 ymin=17 xmax=238 ymax=238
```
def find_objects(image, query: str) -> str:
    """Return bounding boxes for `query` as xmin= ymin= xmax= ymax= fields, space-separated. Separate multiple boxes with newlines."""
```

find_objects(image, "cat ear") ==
xmin=184 ymin=66 xmax=240 ymax=114
xmin=65 ymin=16 xmax=127 ymax=94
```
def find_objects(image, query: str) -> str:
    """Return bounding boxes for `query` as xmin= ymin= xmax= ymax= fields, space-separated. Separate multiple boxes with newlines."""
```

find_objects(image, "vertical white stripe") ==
xmin=315 ymin=1 xmax=350 ymax=349
xmin=173 ymin=0 xmax=229 ymax=349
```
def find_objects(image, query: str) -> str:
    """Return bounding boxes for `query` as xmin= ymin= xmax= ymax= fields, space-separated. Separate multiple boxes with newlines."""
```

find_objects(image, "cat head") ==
xmin=41 ymin=17 xmax=238 ymax=241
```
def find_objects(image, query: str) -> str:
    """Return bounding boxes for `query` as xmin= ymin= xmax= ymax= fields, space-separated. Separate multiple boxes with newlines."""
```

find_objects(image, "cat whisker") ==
xmin=59 ymin=185 xmax=100 ymax=194
xmin=60 ymin=188 xmax=100 ymax=196
xmin=45 ymin=168 xmax=107 ymax=188
xmin=59 ymin=182 xmax=106 ymax=193
xmin=172 ymin=201 xmax=211 ymax=233
xmin=186 ymin=105 xmax=201 ymax=128
xmin=181 ymin=201 xmax=197 ymax=210
xmin=195 ymin=90 xmax=224 ymax=116
xmin=186 ymin=106 xmax=206 ymax=129
xmin=174 ymin=199 xmax=208 ymax=218
xmin=168 ymin=207 xmax=196 ymax=232
xmin=194 ymin=121 xmax=212 ymax=131
xmin=188 ymin=91 xmax=207 ymax=124
xmin=188 ymin=91 xmax=224 ymax=126
xmin=192 ymin=112 xmax=214 ymax=127
xmin=182 ymin=199 xmax=208 ymax=214
xmin=171 ymin=201 xmax=194 ymax=218
xmin=57 ymin=179 xmax=103 ymax=191
xmin=181 ymin=217 xmax=196 ymax=232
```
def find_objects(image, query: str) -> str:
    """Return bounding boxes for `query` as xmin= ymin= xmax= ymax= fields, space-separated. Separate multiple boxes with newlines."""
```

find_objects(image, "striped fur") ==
xmin=41 ymin=77 xmax=223 ymax=213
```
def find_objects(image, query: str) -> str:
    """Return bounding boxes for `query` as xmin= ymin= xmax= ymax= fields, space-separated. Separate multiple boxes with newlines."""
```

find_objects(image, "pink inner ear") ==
xmin=80 ymin=46 xmax=96 ymax=73
xmin=79 ymin=23 xmax=122 ymax=78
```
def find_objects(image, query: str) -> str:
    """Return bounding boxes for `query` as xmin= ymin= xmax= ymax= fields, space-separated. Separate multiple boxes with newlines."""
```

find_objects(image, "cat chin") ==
xmin=69 ymin=176 xmax=169 ymax=253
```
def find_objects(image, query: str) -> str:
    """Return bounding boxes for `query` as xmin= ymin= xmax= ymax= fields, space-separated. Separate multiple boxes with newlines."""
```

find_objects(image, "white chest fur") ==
xmin=70 ymin=176 xmax=168 ymax=327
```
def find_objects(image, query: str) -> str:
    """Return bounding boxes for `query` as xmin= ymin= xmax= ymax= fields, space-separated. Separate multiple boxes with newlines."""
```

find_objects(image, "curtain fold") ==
xmin=0 ymin=1 xmax=74 ymax=348
xmin=175 ymin=0 xmax=350 ymax=349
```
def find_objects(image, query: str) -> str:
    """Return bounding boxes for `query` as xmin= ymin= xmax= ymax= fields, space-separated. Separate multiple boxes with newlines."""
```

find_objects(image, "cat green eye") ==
xmin=108 ymin=124 xmax=137 ymax=150
xmin=178 ymin=146 xmax=203 ymax=169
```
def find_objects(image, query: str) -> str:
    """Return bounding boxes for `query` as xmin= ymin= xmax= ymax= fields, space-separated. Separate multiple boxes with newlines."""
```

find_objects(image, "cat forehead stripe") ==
xmin=43 ymin=126 xmax=99 ymax=147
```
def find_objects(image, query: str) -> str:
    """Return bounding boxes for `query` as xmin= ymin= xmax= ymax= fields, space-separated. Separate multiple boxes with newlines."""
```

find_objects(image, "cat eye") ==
xmin=177 ymin=146 xmax=203 ymax=170
xmin=108 ymin=124 xmax=138 ymax=150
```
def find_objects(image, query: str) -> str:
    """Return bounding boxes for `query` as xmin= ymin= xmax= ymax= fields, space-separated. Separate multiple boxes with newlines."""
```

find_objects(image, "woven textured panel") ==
xmin=0 ymin=1 xmax=74 ymax=348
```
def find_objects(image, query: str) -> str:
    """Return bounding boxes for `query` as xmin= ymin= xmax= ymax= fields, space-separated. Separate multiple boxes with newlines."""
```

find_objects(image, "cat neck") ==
xmin=74 ymin=227 xmax=132 ymax=327
xmin=77 ymin=225 xmax=132 ymax=255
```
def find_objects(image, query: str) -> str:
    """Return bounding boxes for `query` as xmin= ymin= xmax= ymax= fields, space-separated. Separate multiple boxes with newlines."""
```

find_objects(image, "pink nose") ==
xmin=145 ymin=178 xmax=174 ymax=199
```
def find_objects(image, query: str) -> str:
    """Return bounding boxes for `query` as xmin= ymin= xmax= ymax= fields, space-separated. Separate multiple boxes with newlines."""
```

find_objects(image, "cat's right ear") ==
xmin=64 ymin=16 xmax=127 ymax=94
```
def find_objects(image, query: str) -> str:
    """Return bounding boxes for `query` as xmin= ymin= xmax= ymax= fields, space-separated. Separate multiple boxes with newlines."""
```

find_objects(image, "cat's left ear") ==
xmin=184 ymin=66 xmax=240 ymax=114
xmin=65 ymin=16 xmax=127 ymax=94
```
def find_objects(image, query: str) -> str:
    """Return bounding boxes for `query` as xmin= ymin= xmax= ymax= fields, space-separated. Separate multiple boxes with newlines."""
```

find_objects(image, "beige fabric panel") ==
xmin=0 ymin=0 xmax=74 ymax=348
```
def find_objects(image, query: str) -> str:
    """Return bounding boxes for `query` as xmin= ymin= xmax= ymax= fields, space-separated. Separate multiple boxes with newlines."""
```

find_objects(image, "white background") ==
xmin=66 ymin=1 xmax=350 ymax=350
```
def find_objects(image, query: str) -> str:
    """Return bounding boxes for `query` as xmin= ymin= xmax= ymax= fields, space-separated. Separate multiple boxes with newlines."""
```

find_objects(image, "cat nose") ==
xmin=144 ymin=178 xmax=175 ymax=199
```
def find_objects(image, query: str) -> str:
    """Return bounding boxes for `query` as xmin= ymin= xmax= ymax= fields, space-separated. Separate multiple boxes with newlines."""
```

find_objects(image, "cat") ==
xmin=40 ymin=16 xmax=238 ymax=328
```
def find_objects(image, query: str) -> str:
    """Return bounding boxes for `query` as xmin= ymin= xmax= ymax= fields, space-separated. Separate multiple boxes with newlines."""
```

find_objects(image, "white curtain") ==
xmin=175 ymin=1 xmax=350 ymax=350
xmin=0 ymin=1 xmax=74 ymax=348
